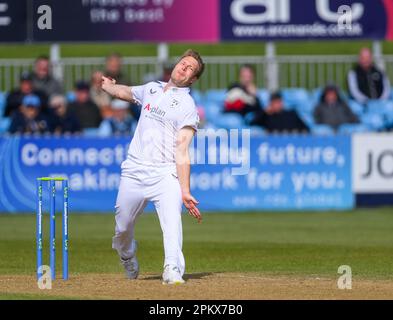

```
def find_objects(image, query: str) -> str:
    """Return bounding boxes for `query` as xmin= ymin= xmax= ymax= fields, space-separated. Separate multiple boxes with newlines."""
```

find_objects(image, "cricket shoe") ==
xmin=120 ymin=242 xmax=139 ymax=279
xmin=162 ymin=265 xmax=185 ymax=285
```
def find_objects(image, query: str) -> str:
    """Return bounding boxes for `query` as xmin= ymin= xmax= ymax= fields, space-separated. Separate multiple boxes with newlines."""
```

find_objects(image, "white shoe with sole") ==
xmin=162 ymin=265 xmax=185 ymax=285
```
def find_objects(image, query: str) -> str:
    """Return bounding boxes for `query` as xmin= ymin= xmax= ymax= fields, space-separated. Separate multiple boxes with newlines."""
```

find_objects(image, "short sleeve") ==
xmin=131 ymin=85 xmax=146 ymax=104
xmin=178 ymin=107 xmax=199 ymax=131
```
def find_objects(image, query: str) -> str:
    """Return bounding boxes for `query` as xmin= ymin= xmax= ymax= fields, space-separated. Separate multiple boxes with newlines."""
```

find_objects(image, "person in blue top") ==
xmin=8 ymin=94 xmax=53 ymax=134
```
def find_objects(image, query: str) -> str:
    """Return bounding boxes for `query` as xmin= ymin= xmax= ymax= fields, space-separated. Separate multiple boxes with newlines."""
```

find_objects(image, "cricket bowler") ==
xmin=102 ymin=49 xmax=204 ymax=284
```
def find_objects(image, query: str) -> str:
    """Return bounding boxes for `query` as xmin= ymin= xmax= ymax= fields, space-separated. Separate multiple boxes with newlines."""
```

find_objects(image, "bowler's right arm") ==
xmin=101 ymin=76 xmax=133 ymax=102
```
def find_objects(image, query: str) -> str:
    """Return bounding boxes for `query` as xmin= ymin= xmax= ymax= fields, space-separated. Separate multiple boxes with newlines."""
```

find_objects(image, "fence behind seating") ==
xmin=1 ymin=55 xmax=393 ymax=93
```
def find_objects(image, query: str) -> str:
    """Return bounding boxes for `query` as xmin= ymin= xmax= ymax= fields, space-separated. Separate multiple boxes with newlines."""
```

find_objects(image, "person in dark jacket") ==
xmin=347 ymin=47 xmax=390 ymax=104
xmin=4 ymin=71 xmax=48 ymax=117
xmin=68 ymin=81 xmax=102 ymax=129
xmin=31 ymin=55 xmax=63 ymax=97
xmin=250 ymin=92 xmax=309 ymax=133
xmin=314 ymin=85 xmax=359 ymax=131
xmin=224 ymin=64 xmax=263 ymax=117
xmin=8 ymin=94 xmax=53 ymax=134
xmin=49 ymin=95 xmax=81 ymax=134
xmin=104 ymin=53 xmax=128 ymax=85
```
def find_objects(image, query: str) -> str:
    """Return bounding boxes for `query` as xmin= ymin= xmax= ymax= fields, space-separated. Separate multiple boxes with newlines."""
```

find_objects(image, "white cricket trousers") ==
xmin=112 ymin=161 xmax=185 ymax=276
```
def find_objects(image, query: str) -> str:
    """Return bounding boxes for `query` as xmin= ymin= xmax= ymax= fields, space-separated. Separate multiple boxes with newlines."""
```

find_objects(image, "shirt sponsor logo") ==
xmin=144 ymin=103 xmax=166 ymax=117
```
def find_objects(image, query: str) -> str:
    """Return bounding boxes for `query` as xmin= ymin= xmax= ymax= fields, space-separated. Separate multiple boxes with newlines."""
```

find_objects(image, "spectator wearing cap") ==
xmin=68 ymin=81 xmax=102 ymax=129
xmin=250 ymin=92 xmax=309 ymax=133
xmin=314 ymin=85 xmax=359 ymax=131
xmin=4 ymin=71 xmax=48 ymax=117
xmin=8 ymin=94 xmax=53 ymax=134
xmin=31 ymin=55 xmax=63 ymax=97
xmin=98 ymin=99 xmax=134 ymax=137
xmin=49 ymin=95 xmax=81 ymax=134
xmin=90 ymin=70 xmax=112 ymax=119
xmin=347 ymin=47 xmax=390 ymax=105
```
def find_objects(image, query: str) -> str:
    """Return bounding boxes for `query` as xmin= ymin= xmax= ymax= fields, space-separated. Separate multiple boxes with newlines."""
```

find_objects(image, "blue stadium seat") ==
xmin=0 ymin=117 xmax=11 ymax=134
xmin=310 ymin=88 xmax=322 ymax=106
xmin=347 ymin=99 xmax=364 ymax=116
xmin=338 ymin=123 xmax=370 ymax=134
xmin=361 ymin=113 xmax=385 ymax=130
xmin=205 ymin=89 xmax=227 ymax=105
xmin=295 ymin=100 xmax=314 ymax=113
xmin=257 ymin=89 xmax=270 ymax=107
xmin=249 ymin=126 xmax=266 ymax=136
xmin=214 ymin=113 xmax=245 ymax=130
xmin=191 ymin=89 xmax=204 ymax=106
xmin=83 ymin=128 xmax=99 ymax=137
xmin=384 ymin=101 xmax=393 ymax=117
xmin=310 ymin=124 xmax=335 ymax=135
xmin=204 ymin=102 xmax=222 ymax=122
xmin=298 ymin=111 xmax=315 ymax=127
xmin=202 ymin=122 xmax=218 ymax=130
xmin=281 ymin=88 xmax=310 ymax=108
xmin=366 ymin=100 xmax=390 ymax=114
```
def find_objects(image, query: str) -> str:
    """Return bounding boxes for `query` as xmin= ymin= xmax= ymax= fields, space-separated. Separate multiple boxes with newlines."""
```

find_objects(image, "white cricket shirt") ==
xmin=125 ymin=81 xmax=199 ymax=170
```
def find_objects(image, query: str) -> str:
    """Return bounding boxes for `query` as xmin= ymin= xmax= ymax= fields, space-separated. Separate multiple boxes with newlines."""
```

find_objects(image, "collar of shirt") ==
xmin=156 ymin=81 xmax=190 ymax=94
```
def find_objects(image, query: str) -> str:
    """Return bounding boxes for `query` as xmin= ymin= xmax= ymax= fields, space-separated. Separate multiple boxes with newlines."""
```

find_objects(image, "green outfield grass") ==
xmin=0 ymin=209 xmax=393 ymax=280
xmin=1 ymin=40 xmax=393 ymax=58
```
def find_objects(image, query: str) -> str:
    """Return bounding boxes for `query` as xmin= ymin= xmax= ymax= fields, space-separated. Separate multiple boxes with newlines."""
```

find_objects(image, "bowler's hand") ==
xmin=182 ymin=192 xmax=202 ymax=223
xmin=101 ymin=76 xmax=116 ymax=91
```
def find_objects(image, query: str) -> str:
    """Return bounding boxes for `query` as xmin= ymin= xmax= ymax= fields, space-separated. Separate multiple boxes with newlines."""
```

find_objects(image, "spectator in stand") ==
xmin=224 ymin=64 xmax=262 ymax=117
xmin=347 ymin=47 xmax=390 ymax=104
xmin=314 ymin=85 xmax=359 ymax=131
xmin=4 ymin=71 xmax=48 ymax=117
xmin=49 ymin=95 xmax=81 ymax=134
xmin=8 ymin=94 xmax=53 ymax=134
xmin=31 ymin=55 xmax=63 ymax=97
xmin=68 ymin=81 xmax=102 ymax=129
xmin=250 ymin=92 xmax=309 ymax=133
xmin=98 ymin=99 xmax=134 ymax=136
xmin=104 ymin=53 xmax=128 ymax=85
xmin=90 ymin=70 xmax=112 ymax=119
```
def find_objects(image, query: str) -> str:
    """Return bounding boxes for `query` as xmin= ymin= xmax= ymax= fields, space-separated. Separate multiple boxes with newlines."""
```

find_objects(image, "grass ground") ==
xmin=0 ymin=209 xmax=393 ymax=299
xmin=1 ymin=40 xmax=393 ymax=58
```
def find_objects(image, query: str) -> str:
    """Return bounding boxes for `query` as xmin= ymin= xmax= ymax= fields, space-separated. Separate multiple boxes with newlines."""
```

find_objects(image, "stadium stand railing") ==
xmin=2 ymin=55 xmax=393 ymax=93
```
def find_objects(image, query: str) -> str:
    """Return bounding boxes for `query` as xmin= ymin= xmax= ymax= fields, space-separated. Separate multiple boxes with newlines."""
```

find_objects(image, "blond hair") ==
xmin=180 ymin=49 xmax=205 ymax=79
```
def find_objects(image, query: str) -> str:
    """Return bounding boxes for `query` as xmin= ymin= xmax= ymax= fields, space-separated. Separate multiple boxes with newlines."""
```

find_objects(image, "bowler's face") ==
xmin=171 ymin=56 xmax=198 ymax=87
